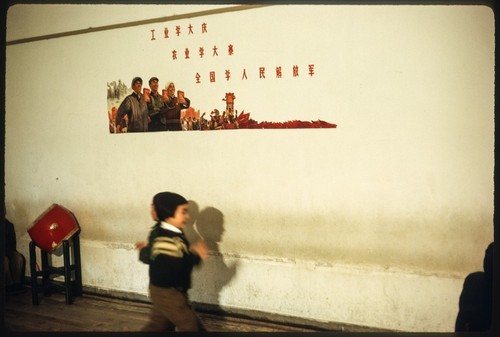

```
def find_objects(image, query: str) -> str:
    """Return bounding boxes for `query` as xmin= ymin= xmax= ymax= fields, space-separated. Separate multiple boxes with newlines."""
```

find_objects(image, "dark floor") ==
xmin=3 ymin=286 xmax=326 ymax=333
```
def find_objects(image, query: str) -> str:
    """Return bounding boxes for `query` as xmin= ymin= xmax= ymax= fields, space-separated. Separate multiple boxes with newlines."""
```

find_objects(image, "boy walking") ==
xmin=135 ymin=192 xmax=208 ymax=331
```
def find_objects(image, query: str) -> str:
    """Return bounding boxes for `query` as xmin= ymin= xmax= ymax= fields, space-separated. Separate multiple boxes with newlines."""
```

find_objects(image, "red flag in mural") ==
xmin=237 ymin=111 xmax=251 ymax=128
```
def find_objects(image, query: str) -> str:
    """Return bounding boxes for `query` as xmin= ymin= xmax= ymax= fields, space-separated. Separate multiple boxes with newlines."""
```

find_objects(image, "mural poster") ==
xmin=107 ymin=6 xmax=337 ymax=133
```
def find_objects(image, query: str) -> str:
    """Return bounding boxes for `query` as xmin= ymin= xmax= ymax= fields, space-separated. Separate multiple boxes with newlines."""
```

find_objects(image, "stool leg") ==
xmin=41 ymin=251 xmax=50 ymax=296
xmin=29 ymin=241 xmax=39 ymax=305
xmin=63 ymin=240 xmax=73 ymax=304
xmin=73 ymin=234 xmax=83 ymax=296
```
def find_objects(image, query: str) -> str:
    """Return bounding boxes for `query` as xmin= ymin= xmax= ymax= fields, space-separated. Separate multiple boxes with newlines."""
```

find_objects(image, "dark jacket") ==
xmin=139 ymin=224 xmax=201 ymax=291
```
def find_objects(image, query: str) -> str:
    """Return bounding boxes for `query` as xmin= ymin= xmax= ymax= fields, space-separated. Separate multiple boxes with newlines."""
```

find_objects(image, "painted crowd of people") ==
xmin=109 ymin=77 xmax=243 ymax=133
xmin=111 ymin=77 xmax=190 ymax=133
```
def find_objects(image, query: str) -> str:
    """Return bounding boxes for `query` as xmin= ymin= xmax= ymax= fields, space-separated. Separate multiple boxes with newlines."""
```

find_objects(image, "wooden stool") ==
xmin=29 ymin=234 xmax=82 ymax=305
xmin=27 ymin=204 xmax=83 ymax=305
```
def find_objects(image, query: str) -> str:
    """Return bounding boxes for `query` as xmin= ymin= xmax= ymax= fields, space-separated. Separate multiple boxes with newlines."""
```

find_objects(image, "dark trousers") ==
xmin=142 ymin=284 xmax=205 ymax=332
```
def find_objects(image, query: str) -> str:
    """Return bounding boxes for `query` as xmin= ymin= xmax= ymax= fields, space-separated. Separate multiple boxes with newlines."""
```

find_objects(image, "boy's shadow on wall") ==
xmin=185 ymin=200 xmax=238 ymax=310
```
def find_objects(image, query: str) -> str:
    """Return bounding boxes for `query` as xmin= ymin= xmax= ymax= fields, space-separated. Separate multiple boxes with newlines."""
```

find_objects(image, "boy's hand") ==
xmin=135 ymin=241 xmax=147 ymax=250
xmin=190 ymin=240 xmax=209 ymax=260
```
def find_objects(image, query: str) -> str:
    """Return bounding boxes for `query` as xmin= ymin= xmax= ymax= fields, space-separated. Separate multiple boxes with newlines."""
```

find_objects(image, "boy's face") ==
xmin=150 ymin=204 xmax=159 ymax=221
xmin=169 ymin=204 xmax=190 ymax=229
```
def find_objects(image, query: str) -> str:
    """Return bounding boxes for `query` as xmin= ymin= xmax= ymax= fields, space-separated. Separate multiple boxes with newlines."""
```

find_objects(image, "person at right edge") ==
xmin=135 ymin=191 xmax=208 ymax=332
xmin=455 ymin=241 xmax=494 ymax=332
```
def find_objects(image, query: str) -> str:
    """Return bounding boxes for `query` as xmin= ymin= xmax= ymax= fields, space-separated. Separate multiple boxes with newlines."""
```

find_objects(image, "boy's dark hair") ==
xmin=153 ymin=192 xmax=188 ymax=221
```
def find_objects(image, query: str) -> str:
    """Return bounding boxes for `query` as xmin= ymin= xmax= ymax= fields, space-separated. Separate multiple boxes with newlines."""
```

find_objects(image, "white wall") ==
xmin=4 ymin=4 xmax=494 ymax=332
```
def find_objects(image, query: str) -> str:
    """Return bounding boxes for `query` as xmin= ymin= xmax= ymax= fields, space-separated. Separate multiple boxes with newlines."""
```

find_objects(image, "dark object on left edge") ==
xmin=5 ymin=218 xmax=27 ymax=293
